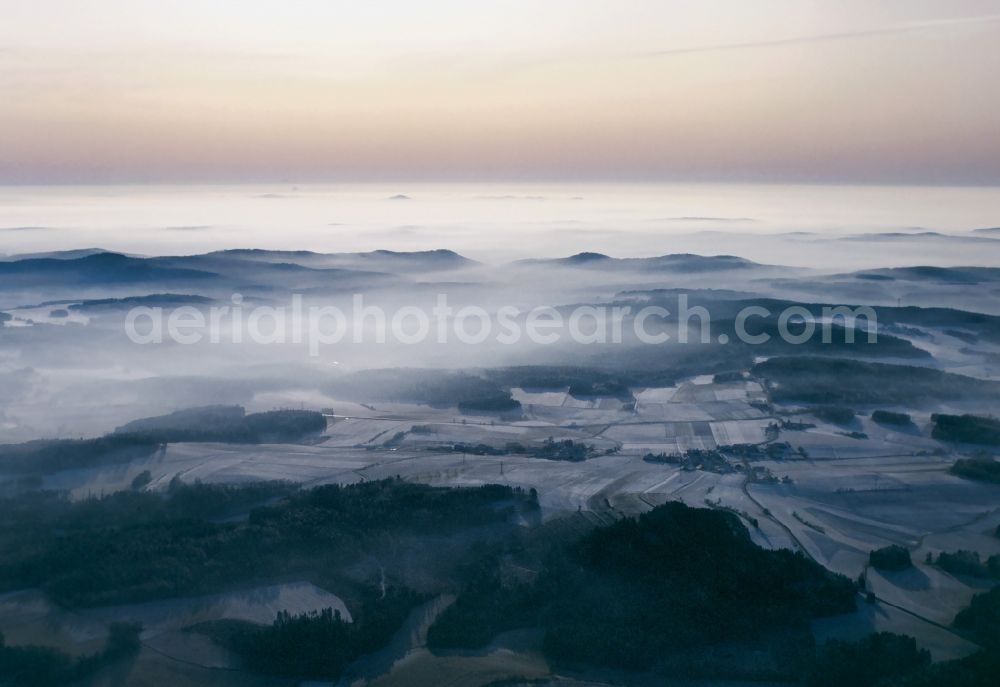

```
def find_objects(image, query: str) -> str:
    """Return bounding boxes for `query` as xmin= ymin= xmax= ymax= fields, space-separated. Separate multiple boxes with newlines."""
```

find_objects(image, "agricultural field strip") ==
xmin=746 ymin=479 xmax=1000 ymax=644
xmin=34 ymin=388 xmax=998 ymax=662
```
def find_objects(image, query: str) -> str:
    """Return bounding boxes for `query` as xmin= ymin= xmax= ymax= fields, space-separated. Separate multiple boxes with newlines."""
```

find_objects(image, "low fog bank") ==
xmin=1 ymin=243 xmax=999 ymax=441
xmin=2 ymin=183 xmax=999 ymax=269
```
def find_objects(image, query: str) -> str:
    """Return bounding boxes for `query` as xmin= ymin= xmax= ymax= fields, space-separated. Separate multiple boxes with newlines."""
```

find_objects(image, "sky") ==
xmin=1 ymin=0 xmax=999 ymax=185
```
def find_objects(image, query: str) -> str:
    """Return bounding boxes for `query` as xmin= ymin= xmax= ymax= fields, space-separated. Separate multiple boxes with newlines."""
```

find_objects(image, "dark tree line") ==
xmin=0 ymin=622 xmax=141 ymax=687
xmin=326 ymin=369 xmax=519 ymax=410
xmin=933 ymin=414 xmax=1000 ymax=445
xmin=872 ymin=410 xmax=912 ymax=426
xmin=115 ymin=406 xmax=327 ymax=443
xmin=803 ymin=633 xmax=930 ymax=687
xmin=929 ymin=550 xmax=1000 ymax=580
xmin=0 ymin=407 xmax=326 ymax=476
xmin=0 ymin=434 xmax=160 ymax=475
xmin=429 ymin=501 xmax=857 ymax=678
xmin=949 ymin=455 xmax=1000 ymax=484
xmin=754 ymin=357 xmax=1000 ymax=405
xmin=0 ymin=479 xmax=534 ymax=607
xmin=208 ymin=587 xmax=424 ymax=680
xmin=870 ymin=545 xmax=913 ymax=571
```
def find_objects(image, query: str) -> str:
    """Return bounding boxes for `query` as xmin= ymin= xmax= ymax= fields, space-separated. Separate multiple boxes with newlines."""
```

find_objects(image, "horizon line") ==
xmin=2 ymin=178 xmax=1000 ymax=190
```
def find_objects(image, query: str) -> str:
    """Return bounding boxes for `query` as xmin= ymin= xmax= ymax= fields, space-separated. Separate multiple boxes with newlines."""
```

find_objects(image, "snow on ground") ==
xmin=26 ymin=377 xmax=1000 ymax=663
xmin=812 ymin=599 xmax=979 ymax=662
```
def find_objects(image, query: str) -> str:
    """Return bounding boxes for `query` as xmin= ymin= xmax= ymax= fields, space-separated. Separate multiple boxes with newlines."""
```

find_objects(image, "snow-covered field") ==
xmin=22 ymin=377 xmax=1000 ymax=666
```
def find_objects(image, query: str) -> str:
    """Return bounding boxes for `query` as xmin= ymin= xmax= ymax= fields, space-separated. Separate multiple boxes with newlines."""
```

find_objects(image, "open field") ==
xmin=23 ymin=373 xmax=1000 ymax=672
